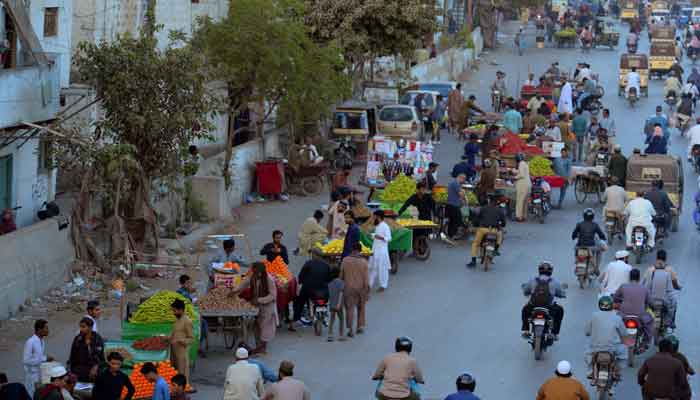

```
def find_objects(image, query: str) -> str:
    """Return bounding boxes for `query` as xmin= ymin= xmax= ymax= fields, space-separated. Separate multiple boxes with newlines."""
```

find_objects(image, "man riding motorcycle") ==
xmin=599 ymin=250 xmax=632 ymax=296
xmin=585 ymin=296 xmax=626 ymax=377
xmin=626 ymin=67 xmax=641 ymax=99
xmin=664 ymin=72 xmax=682 ymax=99
xmin=677 ymin=93 xmax=694 ymax=130
xmin=644 ymin=180 xmax=674 ymax=233
xmin=521 ymin=262 xmax=566 ymax=340
xmin=372 ymin=337 xmax=424 ymax=400
xmin=613 ymin=268 xmax=653 ymax=349
xmin=491 ymin=71 xmax=509 ymax=103
xmin=642 ymin=250 xmax=681 ymax=333
xmin=467 ymin=194 xmax=505 ymax=268
xmin=686 ymin=118 xmax=700 ymax=159
xmin=571 ymin=208 xmax=607 ymax=275
xmin=624 ymin=192 xmax=656 ymax=249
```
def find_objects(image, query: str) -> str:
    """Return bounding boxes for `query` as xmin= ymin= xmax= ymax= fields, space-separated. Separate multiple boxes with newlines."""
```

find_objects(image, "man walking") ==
xmin=552 ymin=148 xmax=572 ymax=209
xmin=23 ymin=320 xmax=52 ymax=396
xmin=572 ymin=108 xmax=588 ymax=162
xmin=446 ymin=173 xmax=466 ymax=239
xmin=368 ymin=210 xmax=392 ymax=291
xmin=448 ymin=84 xmax=464 ymax=135
xmin=340 ymin=242 xmax=370 ymax=337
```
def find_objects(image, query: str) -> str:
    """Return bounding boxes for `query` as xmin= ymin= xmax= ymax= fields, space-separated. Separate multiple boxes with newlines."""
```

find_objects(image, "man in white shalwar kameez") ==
xmin=558 ymin=79 xmax=573 ymax=115
xmin=368 ymin=210 xmax=392 ymax=291
xmin=24 ymin=320 xmax=51 ymax=396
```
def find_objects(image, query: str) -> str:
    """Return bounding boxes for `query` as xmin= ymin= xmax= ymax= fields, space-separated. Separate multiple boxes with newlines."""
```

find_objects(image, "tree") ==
xmin=71 ymin=29 xmax=216 ymax=264
xmin=191 ymin=0 xmax=349 ymax=187
xmin=306 ymin=0 xmax=438 ymax=91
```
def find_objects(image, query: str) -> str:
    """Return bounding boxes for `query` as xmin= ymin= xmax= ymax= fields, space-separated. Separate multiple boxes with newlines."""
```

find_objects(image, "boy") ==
xmin=171 ymin=374 xmax=190 ymax=400
xmin=140 ymin=363 xmax=169 ymax=400
xmin=92 ymin=352 xmax=134 ymax=400
xmin=327 ymin=268 xmax=345 ymax=342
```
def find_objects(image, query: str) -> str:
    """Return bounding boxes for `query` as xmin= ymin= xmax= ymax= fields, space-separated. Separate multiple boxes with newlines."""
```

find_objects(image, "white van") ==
xmin=691 ymin=7 xmax=700 ymax=24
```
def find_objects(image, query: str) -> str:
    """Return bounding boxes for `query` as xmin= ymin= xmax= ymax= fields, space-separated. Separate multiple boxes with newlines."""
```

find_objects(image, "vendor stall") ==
xmin=359 ymin=215 xmax=413 ymax=274
xmin=315 ymin=239 xmax=373 ymax=268
xmin=199 ymin=286 xmax=259 ymax=349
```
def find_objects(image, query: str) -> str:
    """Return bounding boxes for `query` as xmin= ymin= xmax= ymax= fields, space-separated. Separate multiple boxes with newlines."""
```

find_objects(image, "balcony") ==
xmin=0 ymin=60 xmax=60 ymax=129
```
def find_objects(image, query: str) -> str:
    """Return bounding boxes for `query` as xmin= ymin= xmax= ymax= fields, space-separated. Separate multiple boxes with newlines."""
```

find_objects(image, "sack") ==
xmin=530 ymin=277 xmax=553 ymax=307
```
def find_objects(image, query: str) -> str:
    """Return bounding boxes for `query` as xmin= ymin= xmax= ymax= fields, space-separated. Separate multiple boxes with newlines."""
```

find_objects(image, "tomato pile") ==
xmin=133 ymin=336 xmax=169 ymax=351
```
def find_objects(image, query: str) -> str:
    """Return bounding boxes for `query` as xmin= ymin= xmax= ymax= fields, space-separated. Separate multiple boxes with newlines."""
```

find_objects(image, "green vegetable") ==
xmin=528 ymin=156 xmax=554 ymax=177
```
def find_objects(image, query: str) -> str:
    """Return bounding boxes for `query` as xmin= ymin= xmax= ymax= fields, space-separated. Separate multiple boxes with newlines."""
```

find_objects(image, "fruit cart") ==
xmin=359 ymin=216 xmax=413 ymax=274
xmin=104 ymin=340 xmax=169 ymax=369
xmin=395 ymin=218 xmax=439 ymax=260
xmin=315 ymin=239 xmax=373 ymax=268
xmin=573 ymin=167 xmax=607 ymax=204
xmin=554 ymin=28 xmax=577 ymax=48
xmin=199 ymin=309 xmax=258 ymax=349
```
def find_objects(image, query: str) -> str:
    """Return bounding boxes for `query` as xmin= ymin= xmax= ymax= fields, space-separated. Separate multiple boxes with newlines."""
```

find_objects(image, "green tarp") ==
xmin=121 ymin=314 xmax=200 ymax=365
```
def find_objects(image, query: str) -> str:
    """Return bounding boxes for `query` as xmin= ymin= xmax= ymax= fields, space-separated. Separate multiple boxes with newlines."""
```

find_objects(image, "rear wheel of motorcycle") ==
xmin=301 ymin=177 xmax=323 ymax=196
xmin=627 ymin=346 xmax=635 ymax=367
xmin=574 ymin=177 xmax=587 ymax=204
xmin=538 ymin=207 xmax=545 ymax=224
xmin=413 ymin=236 xmax=430 ymax=261
xmin=671 ymin=215 xmax=679 ymax=232
xmin=534 ymin=334 xmax=544 ymax=361
xmin=578 ymin=274 xmax=586 ymax=289
xmin=313 ymin=319 xmax=322 ymax=336
xmin=483 ymin=255 xmax=491 ymax=272
xmin=597 ymin=388 xmax=608 ymax=400
xmin=596 ymin=181 xmax=607 ymax=204
xmin=635 ymin=249 xmax=642 ymax=265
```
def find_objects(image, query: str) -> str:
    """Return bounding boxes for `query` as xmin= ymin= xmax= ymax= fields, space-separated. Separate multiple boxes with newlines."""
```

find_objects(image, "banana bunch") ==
xmin=528 ymin=156 xmax=554 ymax=177
xmin=380 ymin=174 xmax=416 ymax=203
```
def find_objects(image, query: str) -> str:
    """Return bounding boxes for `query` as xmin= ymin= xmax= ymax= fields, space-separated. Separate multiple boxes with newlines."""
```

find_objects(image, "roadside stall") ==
xmin=359 ymin=213 xmax=413 ymax=274
xmin=198 ymin=285 xmax=258 ymax=349
xmin=314 ymin=239 xmax=373 ymax=268
xmin=571 ymin=165 xmax=607 ymax=203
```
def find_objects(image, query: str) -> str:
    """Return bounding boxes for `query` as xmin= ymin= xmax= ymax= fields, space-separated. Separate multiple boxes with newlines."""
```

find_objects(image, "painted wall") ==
xmin=411 ymin=27 xmax=484 ymax=82
xmin=33 ymin=0 xmax=73 ymax=87
xmin=0 ymin=63 xmax=60 ymax=129
xmin=0 ymin=218 xmax=74 ymax=319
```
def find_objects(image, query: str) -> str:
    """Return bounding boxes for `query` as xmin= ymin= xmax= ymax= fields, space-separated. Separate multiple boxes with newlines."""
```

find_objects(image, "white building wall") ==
xmin=33 ymin=0 xmax=73 ymax=87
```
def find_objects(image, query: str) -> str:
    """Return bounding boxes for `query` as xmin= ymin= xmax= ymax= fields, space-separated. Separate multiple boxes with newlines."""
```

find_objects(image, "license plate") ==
xmin=627 ymin=328 xmax=638 ymax=336
xmin=533 ymin=198 xmax=542 ymax=204
xmin=485 ymin=246 xmax=495 ymax=251
xmin=623 ymin=336 xmax=636 ymax=346
xmin=635 ymin=233 xmax=644 ymax=240
xmin=576 ymin=265 xmax=586 ymax=275
xmin=606 ymin=221 xmax=615 ymax=226
xmin=316 ymin=307 xmax=328 ymax=312
xmin=534 ymin=319 xmax=546 ymax=326
xmin=598 ymin=370 xmax=609 ymax=380
xmin=635 ymin=239 xmax=643 ymax=246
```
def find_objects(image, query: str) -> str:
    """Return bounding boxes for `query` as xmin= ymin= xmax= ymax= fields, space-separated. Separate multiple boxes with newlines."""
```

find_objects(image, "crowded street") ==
xmin=3 ymin=6 xmax=700 ymax=400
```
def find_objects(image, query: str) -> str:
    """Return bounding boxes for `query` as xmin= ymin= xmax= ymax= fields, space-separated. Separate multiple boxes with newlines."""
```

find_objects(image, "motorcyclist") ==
xmin=687 ymin=67 xmax=700 ymax=89
xmin=670 ymin=60 xmax=684 ymax=82
xmin=467 ymin=194 xmax=506 ymax=268
xmin=613 ymin=268 xmax=653 ymax=349
xmin=686 ymin=118 xmax=700 ymax=159
xmin=521 ymin=262 xmax=566 ymax=340
xmin=571 ymin=208 xmax=607 ymax=274
xmin=680 ymin=80 xmax=698 ymax=103
xmin=624 ymin=192 xmax=656 ymax=248
xmin=644 ymin=179 xmax=674 ymax=233
xmin=372 ymin=337 xmax=425 ymax=400
xmin=676 ymin=93 xmax=694 ymax=129
xmin=642 ymin=250 xmax=681 ymax=333
xmin=584 ymin=296 xmax=626 ymax=378
xmin=664 ymin=72 xmax=682 ymax=99
xmin=444 ymin=373 xmax=480 ymax=400
xmin=689 ymin=31 xmax=700 ymax=57
xmin=625 ymin=67 xmax=641 ymax=99
xmin=577 ymin=77 xmax=597 ymax=109
xmin=637 ymin=338 xmax=688 ymax=400
xmin=491 ymin=71 xmax=509 ymax=100
xmin=599 ymin=250 xmax=632 ymax=296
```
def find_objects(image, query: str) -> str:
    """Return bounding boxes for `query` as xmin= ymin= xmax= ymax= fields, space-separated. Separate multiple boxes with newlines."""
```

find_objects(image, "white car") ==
xmin=377 ymin=105 xmax=425 ymax=141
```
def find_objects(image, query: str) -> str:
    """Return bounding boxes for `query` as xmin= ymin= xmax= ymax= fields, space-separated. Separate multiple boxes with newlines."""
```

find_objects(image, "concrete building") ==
xmin=0 ymin=0 xmax=75 ymax=319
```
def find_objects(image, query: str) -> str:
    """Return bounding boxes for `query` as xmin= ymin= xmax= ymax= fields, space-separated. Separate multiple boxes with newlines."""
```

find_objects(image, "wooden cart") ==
xmin=200 ymin=309 xmax=258 ymax=350
xmin=396 ymin=219 xmax=439 ymax=260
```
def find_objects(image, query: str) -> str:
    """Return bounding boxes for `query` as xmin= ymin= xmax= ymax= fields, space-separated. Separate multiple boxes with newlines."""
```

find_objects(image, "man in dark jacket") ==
xmin=571 ymin=208 xmax=607 ymax=274
xmin=607 ymin=146 xmax=627 ymax=186
xmin=644 ymin=180 xmax=674 ymax=231
xmin=259 ymin=230 xmax=289 ymax=264
xmin=398 ymin=182 xmax=435 ymax=221
xmin=467 ymin=195 xmax=506 ymax=268
xmin=92 ymin=352 xmax=135 ymax=400
xmin=1 ymin=373 xmax=31 ymax=400
xmin=292 ymin=251 xmax=332 ymax=326
xmin=68 ymin=318 xmax=105 ymax=382
xmin=638 ymin=338 xmax=687 ymax=400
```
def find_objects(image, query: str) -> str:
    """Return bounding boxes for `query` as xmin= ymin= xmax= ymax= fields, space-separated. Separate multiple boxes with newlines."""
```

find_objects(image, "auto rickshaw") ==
xmin=625 ymin=153 xmax=684 ymax=232
xmin=649 ymin=41 xmax=677 ymax=78
xmin=593 ymin=17 xmax=620 ymax=49
xmin=331 ymin=100 xmax=378 ymax=163
xmin=621 ymin=0 xmax=639 ymax=22
xmin=618 ymin=54 xmax=649 ymax=96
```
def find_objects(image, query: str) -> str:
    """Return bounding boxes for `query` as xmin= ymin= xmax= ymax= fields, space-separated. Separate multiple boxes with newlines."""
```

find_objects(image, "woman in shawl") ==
xmin=234 ymin=262 xmax=278 ymax=354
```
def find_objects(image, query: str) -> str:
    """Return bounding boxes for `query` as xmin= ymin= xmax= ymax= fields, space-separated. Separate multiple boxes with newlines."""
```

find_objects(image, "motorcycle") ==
xmin=575 ymin=246 xmax=599 ymax=288
xmin=631 ymin=226 xmax=651 ymax=264
xmin=528 ymin=185 xmax=551 ymax=224
xmin=528 ymin=307 xmax=556 ymax=361
xmin=677 ymin=112 xmax=691 ymax=135
xmin=628 ymin=86 xmax=638 ymax=108
xmin=479 ymin=230 xmax=500 ymax=271
xmin=491 ymin=89 xmax=503 ymax=113
xmin=604 ymin=211 xmax=623 ymax=245
xmin=311 ymin=297 xmax=330 ymax=336
xmin=652 ymin=215 xmax=668 ymax=245
xmin=594 ymin=150 xmax=611 ymax=168
xmin=589 ymin=352 xmax=620 ymax=400
xmin=665 ymin=91 xmax=678 ymax=112
xmin=691 ymin=144 xmax=700 ymax=174
xmin=332 ymin=137 xmax=356 ymax=170
xmin=650 ymin=299 xmax=668 ymax=344
xmin=622 ymin=315 xmax=649 ymax=367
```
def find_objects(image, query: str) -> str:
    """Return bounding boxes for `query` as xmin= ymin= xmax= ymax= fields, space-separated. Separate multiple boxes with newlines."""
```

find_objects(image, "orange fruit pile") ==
xmin=121 ymin=361 xmax=192 ymax=399
xmin=263 ymin=256 xmax=293 ymax=282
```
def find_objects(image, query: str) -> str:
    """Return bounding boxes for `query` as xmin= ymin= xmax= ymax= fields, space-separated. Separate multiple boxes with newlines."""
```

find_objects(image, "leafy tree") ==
xmin=70 ymin=28 xmax=216 ymax=264
xmin=306 ymin=0 xmax=438 ymax=89
xmin=192 ymin=0 xmax=349 ymax=187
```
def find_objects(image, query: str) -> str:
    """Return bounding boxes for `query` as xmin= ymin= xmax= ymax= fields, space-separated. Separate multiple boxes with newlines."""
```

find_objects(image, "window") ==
xmin=379 ymin=107 xmax=414 ymax=122
xmin=0 ymin=155 xmax=12 ymax=211
xmin=38 ymin=140 xmax=52 ymax=172
xmin=43 ymin=7 xmax=58 ymax=37
xmin=333 ymin=111 xmax=368 ymax=130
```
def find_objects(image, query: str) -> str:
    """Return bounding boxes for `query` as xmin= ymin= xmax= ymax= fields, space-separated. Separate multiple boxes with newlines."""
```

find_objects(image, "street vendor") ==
xmin=327 ymin=199 xmax=349 ymax=240
xmin=448 ymin=84 xmax=465 ymax=135
xmin=68 ymin=317 xmax=104 ymax=382
xmin=260 ymin=230 xmax=289 ymax=264
xmin=503 ymin=104 xmax=523 ymax=133
xmin=210 ymin=239 xmax=248 ymax=287
xmin=528 ymin=93 xmax=546 ymax=114
xmin=169 ymin=299 xmax=194 ymax=387
xmin=476 ymin=158 xmax=498 ymax=205
xmin=297 ymin=210 xmax=328 ymax=256
xmin=398 ymin=181 xmax=435 ymax=221
xmin=232 ymin=262 xmax=278 ymax=355
xmin=463 ymin=134 xmax=481 ymax=167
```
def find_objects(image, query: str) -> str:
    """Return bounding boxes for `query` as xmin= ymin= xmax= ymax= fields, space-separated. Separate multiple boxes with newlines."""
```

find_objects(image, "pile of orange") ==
xmin=223 ymin=261 xmax=241 ymax=272
xmin=121 ymin=361 xmax=193 ymax=399
xmin=263 ymin=256 xmax=293 ymax=283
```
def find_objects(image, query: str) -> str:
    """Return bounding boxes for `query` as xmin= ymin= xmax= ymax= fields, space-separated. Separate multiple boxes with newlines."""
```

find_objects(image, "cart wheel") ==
xmin=390 ymin=252 xmax=399 ymax=274
xmin=574 ymin=176 xmax=588 ymax=204
xmin=301 ymin=177 xmax=323 ymax=196
xmin=414 ymin=236 xmax=431 ymax=261
xmin=596 ymin=180 xmax=607 ymax=204
xmin=672 ymin=215 xmax=679 ymax=232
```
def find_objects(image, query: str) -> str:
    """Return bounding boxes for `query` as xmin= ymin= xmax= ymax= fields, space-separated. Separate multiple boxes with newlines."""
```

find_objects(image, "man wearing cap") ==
xmin=584 ymin=296 xmax=626 ymax=377
xmin=262 ymin=361 xmax=310 ymax=400
xmin=34 ymin=366 xmax=68 ymax=400
xmin=536 ymin=361 xmax=590 ymax=400
xmin=444 ymin=373 xmax=480 ymax=400
xmin=599 ymin=251 xmax=632 ymax=295
xmin=223 ymin=348 xmax=264 ymax=400
xmin=368 ymin=210 xmax=392 ymax=291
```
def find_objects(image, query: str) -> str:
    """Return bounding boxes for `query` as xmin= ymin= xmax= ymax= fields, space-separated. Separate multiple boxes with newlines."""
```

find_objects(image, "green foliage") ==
xmin=74 ymin=32 xmax=216 ymax=182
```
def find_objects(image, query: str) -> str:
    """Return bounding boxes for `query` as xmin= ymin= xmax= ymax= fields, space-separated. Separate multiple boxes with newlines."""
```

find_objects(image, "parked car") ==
xmin=399 ymin=90 xmax=440 ymax=114
xmin=415 ymin=81 xmax=457 ymax=99
xmin=376 ymin=105 xmax=425 ymax=140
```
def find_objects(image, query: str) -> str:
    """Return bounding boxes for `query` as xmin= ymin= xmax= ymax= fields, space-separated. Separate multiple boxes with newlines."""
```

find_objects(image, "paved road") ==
xmin=187 ymin=21 xmax=700 ymax=399
xmin=6 ymin=21 xmax=698 ymax=400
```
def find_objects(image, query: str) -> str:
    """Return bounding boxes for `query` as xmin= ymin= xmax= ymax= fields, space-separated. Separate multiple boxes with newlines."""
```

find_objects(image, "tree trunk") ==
xmin=478 ymin=0 xmax=498 ymax=48
xmin=70 ymin=170 xmax=108 ymax=271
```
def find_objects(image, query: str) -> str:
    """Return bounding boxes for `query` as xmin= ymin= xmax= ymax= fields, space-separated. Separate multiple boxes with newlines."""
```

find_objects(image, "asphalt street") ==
xmin=4 ymin=20 xmax=699 ymax=400
xmin=185 ymin=21 xmax=700 ymax=399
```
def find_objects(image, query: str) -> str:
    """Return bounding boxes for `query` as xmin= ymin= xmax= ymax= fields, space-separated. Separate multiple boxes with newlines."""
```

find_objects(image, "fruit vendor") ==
xmin=327 ymin=198 xmax=349 ymax=240
xmin=341 ymin=210 xmax=361 ymax=259
xmin=296 ymin=210 xmax=328 ymax=256
xmin=232 ymin=262 xmax=279 ymax=354
xmin=209 ymin=239 xmax=248 ymax=286
xmin=398 ymin=182 xmax=435 ymax=221
xmin=260 ymin=230 xmax=289 ymax=264
xmin=169 ymin=299 xmax=194 ymax=387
